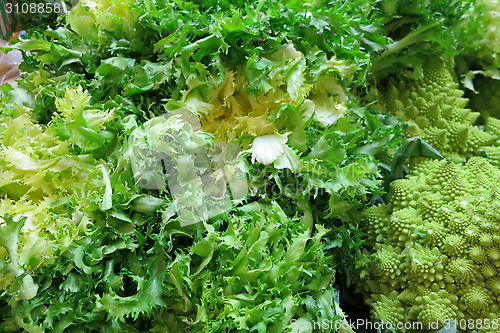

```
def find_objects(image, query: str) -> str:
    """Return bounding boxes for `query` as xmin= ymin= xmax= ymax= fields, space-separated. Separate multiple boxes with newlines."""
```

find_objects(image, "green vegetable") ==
xmin=2 ymin=0 xmax=499 ymax=331
xmin=160 ymin=201 xmax=341 ymax=332
xmin=0 ymin=0 xmax=404 ymax=331
xmin=355 ymin=157 xmax=500 ymax=330
xmin=375 ymin=58 xmax=500 ymax=167
xmin=456 ymin=0 xmax=500 ymax=79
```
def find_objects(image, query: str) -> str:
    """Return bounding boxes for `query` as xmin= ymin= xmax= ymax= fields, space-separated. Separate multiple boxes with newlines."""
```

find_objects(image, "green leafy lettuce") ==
xmin=0 ymin=0 xmax=412 ymax=331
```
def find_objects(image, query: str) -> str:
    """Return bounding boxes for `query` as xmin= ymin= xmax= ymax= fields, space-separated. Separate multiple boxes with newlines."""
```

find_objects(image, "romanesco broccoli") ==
xmin=378 ymin=58 xmax=500 ymax=167
xmin=355 ymin=157 xmax=500 ymax=332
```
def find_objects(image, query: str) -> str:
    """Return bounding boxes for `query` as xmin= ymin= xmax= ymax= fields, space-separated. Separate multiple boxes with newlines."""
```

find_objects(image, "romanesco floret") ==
xmin=379 ymin=59 xmax=500 ymax=167
xmin=355 ymin=157 xmax=500 ymax=332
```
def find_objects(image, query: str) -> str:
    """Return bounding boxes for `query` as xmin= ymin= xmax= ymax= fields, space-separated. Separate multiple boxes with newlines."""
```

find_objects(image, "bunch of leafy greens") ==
xmin=365 ymin=0 xmax=500 ymax=103
xmin=0 ymin=0 xmax=408 ymax=331
xmin=5 ymin=0 xmax=500 ymax=331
